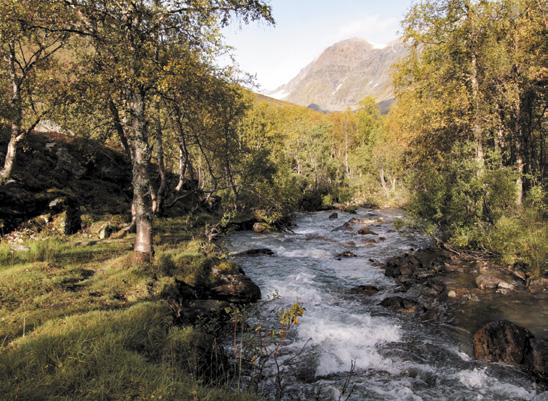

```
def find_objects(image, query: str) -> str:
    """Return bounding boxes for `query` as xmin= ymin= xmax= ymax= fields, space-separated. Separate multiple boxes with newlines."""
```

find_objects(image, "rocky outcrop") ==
xmin=328 ymin=212 xmax=338 ymax=220
xmin=383 ymin=246 xmax=546 ymax=382
xmin=0 ymin=131 xmax=132 ymax=236
xmin=473 ymin=320 xmax=544 ymax=379
xmin=381 ymin=249 xmax=453 ymax=320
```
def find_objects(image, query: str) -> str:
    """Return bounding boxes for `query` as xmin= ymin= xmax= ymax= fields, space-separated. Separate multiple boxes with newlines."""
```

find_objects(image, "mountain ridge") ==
xmin=269 ymin=37 xmax=406 ymax=112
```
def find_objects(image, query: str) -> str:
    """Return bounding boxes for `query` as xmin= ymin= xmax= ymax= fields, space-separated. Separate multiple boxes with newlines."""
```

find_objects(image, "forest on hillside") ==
xmin=0 ymin=1 xmax=546 ymax=400
xmin=0 ymin=0 xmax=545 ymax=269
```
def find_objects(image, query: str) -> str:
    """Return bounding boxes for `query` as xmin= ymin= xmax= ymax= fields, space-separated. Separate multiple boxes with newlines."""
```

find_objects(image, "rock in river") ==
xmin=252 ymin=222 xmax=272 ymax=233
xmin=335 ymin=250 xmax=357 ymax=259
xmin=350 ymin=285 xmax=380 ymax=297
xmin=233 ymin=248 xmax=275 ymax=257
xmin=473 ymin=320 xmax=544 ymax=378
xmin=475 ymin=274 xmax=514 ymax=291
xmin=380 ymin=296 xmax=426 ymax=314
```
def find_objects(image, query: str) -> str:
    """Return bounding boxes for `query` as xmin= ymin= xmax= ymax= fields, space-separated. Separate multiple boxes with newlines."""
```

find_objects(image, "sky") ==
xmin=222 ymin=0 xmax=415 ymax=92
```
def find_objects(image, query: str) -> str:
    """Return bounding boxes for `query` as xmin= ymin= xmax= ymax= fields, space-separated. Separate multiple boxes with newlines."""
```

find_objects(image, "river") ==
xmin=226 ymin=208 xmax=545 ymax=401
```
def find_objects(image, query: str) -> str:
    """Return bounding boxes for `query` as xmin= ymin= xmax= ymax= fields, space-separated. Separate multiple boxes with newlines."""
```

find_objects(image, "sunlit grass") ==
xmin=0 ymin=216 xmax=258 ymax=401
xmin=0 ymin=303 xmax=259 ymax=401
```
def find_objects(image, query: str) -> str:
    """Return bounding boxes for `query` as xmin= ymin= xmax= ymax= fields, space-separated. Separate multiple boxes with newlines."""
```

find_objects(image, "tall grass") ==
xmin=0 ymin=238 xmax=66 ymax=266
xmin=0 ymin=303 xmax=260 ymax=401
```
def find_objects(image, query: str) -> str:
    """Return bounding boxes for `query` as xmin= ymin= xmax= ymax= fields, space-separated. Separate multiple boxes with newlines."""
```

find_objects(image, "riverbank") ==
xmin=0 ymin=215 xmax=262 ymax=401
xmin=226 ymin=208 xmax=547 ymax=400
xmin=380 ymin=246 xmax=547 ymax=383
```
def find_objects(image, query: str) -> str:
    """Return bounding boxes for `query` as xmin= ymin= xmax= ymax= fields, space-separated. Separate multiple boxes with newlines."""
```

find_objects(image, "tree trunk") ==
xmin=175 ymin=133 xmax=193 ymax=192
xmin=344 ymin=121 xmax=350 ymax=177
xmin=379 ymin=166 xmax=389 ymax=197
xmin=172 ymin=105 xmax=195 ymax=192
xmin=514 ymin=112 xmax=524 ymax=207
xmin=0 ymin=46 xmax=23 ymax=183
xmin=109 ymin=98 xmax=132 ymax=159
xmin=470 ymin=51 xmax=484 ymax=171
xmin=128 ymin=90 xmax=153 ymax=261
xmin=0 ymin=132 xmax=22 ymax=183
xmin=152 ymin=115 xmax=166 ymax=214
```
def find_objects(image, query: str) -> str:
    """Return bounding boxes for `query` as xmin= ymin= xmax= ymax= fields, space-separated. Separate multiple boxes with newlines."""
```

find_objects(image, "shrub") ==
xmin=483 ymin=209 xmax=547 ymax=277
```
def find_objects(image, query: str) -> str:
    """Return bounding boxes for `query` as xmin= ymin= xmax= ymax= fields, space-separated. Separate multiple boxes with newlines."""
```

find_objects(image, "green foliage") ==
xmin=409 ymin=141 xmax=546 ymax=275
xmin=482 ymin=210 xmax=547 ymax=276
xmin=396 ymin=0 xmax=546 ymax=272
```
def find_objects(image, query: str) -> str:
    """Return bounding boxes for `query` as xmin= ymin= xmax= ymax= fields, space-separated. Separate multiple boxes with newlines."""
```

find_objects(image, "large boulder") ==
xmin=473 ymin=320 xmax=544 ymax=378
xmin=0 ymin=131 xmax=133 ymax=236
xmin=210 ymin=273 xmax=261 ymax=304
xmin=209 ymin=262 xmax=261 ymax=304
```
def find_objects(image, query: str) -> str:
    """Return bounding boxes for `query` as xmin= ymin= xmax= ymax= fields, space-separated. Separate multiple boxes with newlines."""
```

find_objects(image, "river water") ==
xmin=226 ymin=208 xmax=545 ymax=401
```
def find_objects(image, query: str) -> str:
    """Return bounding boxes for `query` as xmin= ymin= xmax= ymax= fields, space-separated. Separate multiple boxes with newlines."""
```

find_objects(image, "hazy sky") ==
xmin=222 ymin=0 xmax=415 ymax=92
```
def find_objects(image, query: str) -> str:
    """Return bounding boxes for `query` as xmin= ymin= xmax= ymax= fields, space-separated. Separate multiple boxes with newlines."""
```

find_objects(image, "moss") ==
xmin=153 ymin=240 xmax=221 ymax=288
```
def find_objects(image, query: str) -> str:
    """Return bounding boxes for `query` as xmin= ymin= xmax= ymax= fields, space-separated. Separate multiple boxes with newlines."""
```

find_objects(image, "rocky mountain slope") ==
xmin=270 ymin=38 xmax=406 ymax=111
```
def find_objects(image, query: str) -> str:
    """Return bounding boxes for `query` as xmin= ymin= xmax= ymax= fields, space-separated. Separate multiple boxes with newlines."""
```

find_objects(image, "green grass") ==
xmin=0 ymin=216 xmax=261 ymax=401
xmin=0 ymin=303 xmax=258 ymax=401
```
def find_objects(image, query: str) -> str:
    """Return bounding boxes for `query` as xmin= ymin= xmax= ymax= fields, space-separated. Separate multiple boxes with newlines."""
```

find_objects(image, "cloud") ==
xmin=334 ymin=15 xmax=400 ymax=46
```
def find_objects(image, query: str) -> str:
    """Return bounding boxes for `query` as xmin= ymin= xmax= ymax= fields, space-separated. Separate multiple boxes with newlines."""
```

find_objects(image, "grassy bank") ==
xmin=0 ymin=216 xmax=260 ymax=401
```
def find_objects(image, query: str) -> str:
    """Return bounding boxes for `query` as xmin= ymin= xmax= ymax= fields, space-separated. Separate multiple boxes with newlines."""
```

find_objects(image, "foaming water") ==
xmin=226 ymin=209 xmax=542 ymax=400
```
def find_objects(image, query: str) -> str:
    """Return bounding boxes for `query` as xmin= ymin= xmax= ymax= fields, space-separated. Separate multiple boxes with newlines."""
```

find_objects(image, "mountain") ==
xmin=269 ymin=38 xmax=407 ymax=112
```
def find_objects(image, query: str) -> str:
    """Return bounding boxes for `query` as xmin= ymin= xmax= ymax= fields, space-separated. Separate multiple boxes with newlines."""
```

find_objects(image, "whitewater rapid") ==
xmin=227 ymin=209 xmax=545 ymax=401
